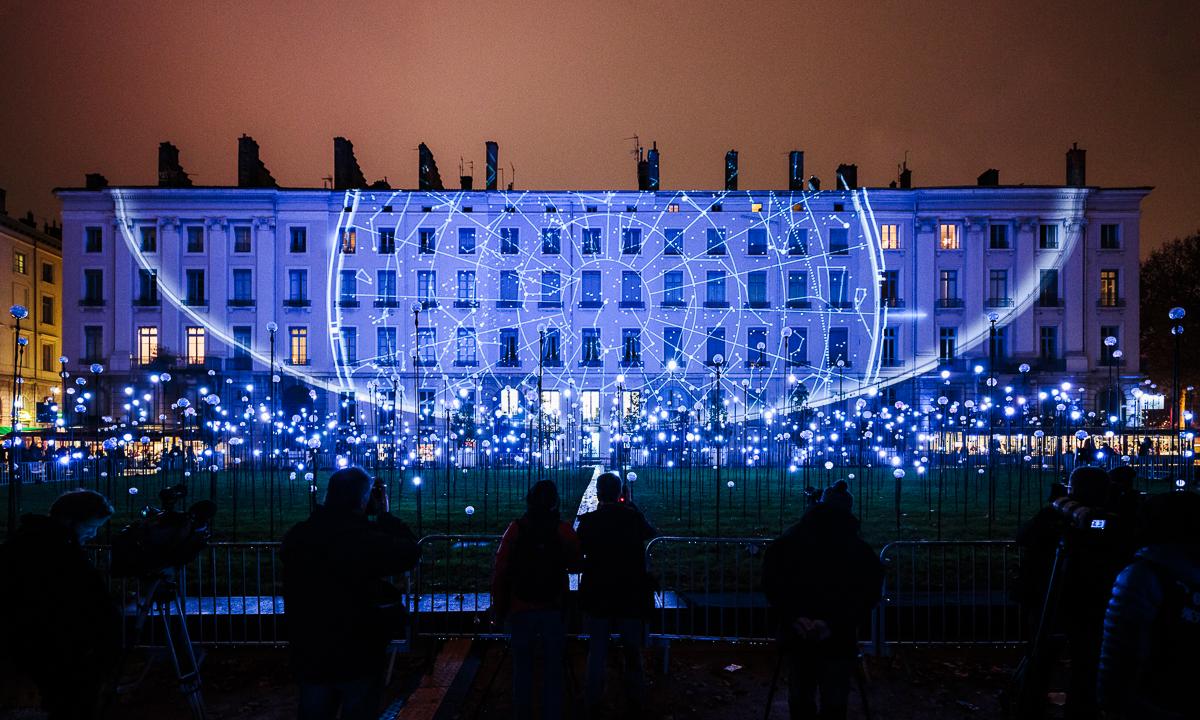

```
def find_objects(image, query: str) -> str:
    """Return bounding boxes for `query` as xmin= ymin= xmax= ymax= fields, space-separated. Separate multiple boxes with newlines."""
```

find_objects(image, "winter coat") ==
xmin=490 ymin=518 xmax=581 ymax=619
xmin=281 ymin=507 xmax=420 ymax=684
xmin=576 ymin=502 xmax=657 ymax=618
xmin=1098 ymin=543 xmax=1200 ymax=719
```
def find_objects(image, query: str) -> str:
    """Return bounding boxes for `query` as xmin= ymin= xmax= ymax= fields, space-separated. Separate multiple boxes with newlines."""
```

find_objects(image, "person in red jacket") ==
xmin=491 ymin=480 xmax=581 ymax=720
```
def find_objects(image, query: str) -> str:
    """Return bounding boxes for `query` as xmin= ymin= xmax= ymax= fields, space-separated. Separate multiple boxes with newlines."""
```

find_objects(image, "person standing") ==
xmin=491 ymin=480 xmax=581 ymax=720
xmin=762 ymin=487 xmax=883 ymax=720
xmin=576 ymin=471 xmax=657 ymax=716
xmin=282 ymin=467 xmax=420 ymax=720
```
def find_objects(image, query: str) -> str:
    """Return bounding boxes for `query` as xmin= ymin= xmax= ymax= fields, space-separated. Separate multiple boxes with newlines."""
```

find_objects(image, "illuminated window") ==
xmin=500 ymin=386 xmax=521 ymax=416
xmin=12 ymin=251 xmax=26 ymax=274
xmin=751 ymin=202 xmax=763 ymax=213
xmin=340 ymin=228 xmax=357 ymax=254
xmin=234 ymin=226 xmax=252 ymax=253
xmin=137 ymin=326 xmax=158 ymax=365
xmin=1100 ymin=269 xmax=1121 ymax=306
xmin=540 ymin=390 xmax=561 ymax=417
xmin=186 ymin=327 xmax=206 ymax=365
xmin=289 ymin=327 xmax=308 ymax=365
xmin=939 ymin=224 xmax=960 ymax=250
xmin=580 ymin=390 xmax=601 ymax=423
xmin=879 ymin=224 xmax=899 ymax=250
xmin=667 ymin=204 xmax=681 ymax=213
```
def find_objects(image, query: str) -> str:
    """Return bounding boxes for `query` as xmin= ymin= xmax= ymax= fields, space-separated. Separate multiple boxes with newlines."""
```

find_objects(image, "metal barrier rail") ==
xmin=872 ymin=540 xmax=1025 ymax=652
xmin=410 ymin=534 xmax=504 ymax=639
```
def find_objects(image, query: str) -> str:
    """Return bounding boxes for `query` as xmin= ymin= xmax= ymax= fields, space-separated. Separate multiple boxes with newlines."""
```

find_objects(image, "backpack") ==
xmin=510 ymin=518 xmax=566 ymax=604
xmin=1143 ymin=564 xmax=1200 ymax=713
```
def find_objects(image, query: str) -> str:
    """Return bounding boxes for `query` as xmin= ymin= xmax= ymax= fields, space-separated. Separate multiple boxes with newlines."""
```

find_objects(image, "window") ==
xmin=1039 ymin=326 xmax=1058 ymax=360
xmin=938 ymin=327 xmax=957 ymax=361
xmin=289 ymin=327 xmax=308 ymax=365
xmin=458 ymin=227 xmax=476 ymax=254
xmin=828 ymin=269 xmax=849 ymax=308
xmin=879 ymin=224 xmax=899 ymax=250
xmin=621 ymin=228 xmax=641 ymax=255
xmin=664 ymin=229 xmax=683 ymax=256
xmin=378 ymin=228 xmax=396 ymax=254
xmin=828 ymin=227 xmax=849 ymax=255
xmin=501 ymin=227 xmax=520 ymax=254
xmin=880 ymin=270 xmax=900 ymax=307
xmin=747 ymin=271 xmax=768 ymax=308
xmin=667 ymin=203 xmax=680 ymax=213
xmin=621 ymin=329 xmax=642 ymax=366
xmin=41 ymin=263 xmax=53 ymax=283
xmin=989 ymin=325 xmax=1008 ymax=360
xmin=187 ymin=326 xmax=207 ymax=365
xmin=989 ymin=225 xmax=1009 ymax=249
xmin=581 ymin=271 xmax=601 ymax=308
xmin=706 ymin=228 xmax=727 ymax=255
xmin=418 ymin=389 xmax=436 ymax=423
xmin=705 ymin=270 xmax=728 ymax=307
xmin=1039 ymin=224 xmax=1059 ymax=250
xmin=1100 ymin=269 xmax=1121 ymax=306
xmin=40 ymin=296 xmax=53 ymax=325
xmin=1100 ymin=224 xmax=1120 ymax=250
xmin=288 ymin=269 xmax=308 ymax=304
xmin=621 ymin=271 xmax=644 ymax=308
xmin=136 ymin=269 xmax=157 ymax=305
xmin=787 ymin=271 xmax=808 ymax=308
xmin=416 ymin=328 xmax=436 ymax=366
xmin=83 ymin=326 xmax=102 ymax=362
xmin=12 ymin=251 xmax=26 ymax=274
xmin=499 ymin=328 xmax=520 ymax=367
xmin=663 ymin=271 xmax=685 ymax=306
xmin=499 ymin=270 xmax=521 ymax=308
xmin=85 ymin=226 xmax=102 ymax=253
xmin=580 ymin=390 xmax=601 ymax=423
xmin=786 ymin=327 xmax=807 ymax=366
xmin=540 ymin=271 xmax=562 ymax=307
xmin=542 ymin=328 xmax=561 ymax=366
xmin=939 ymin=224 xmax=959 ymax=250
xmin=581 ymin=228 xmax=601 ymax=255
xmin=456 ymin=270 xmax=478 ymax=308
xmin=787 ymin=227 xmax=808 ymax=255
xmin=747 ymin=228 xmax=767 ymax=256
xmin=233 ymin=326 xmax=252 ymax=364
xmin=185 ymin=269 xmax=206 ymax=306
xmin=664 ymin=327 xmax=684 ymax=367
xmin=234 ymin=226 xmax=252 ymax=253
xmin=541 ymin=227 xmax=561 ymax=254
xmin=42 ymin=344 xmax=52 ymax=372
xmin=938 ymin=269 xmax=959 ymax=306
xmin=186 ymin=226 xmax=204 ymax=253
xmin=140 ymin=226 xmax=157 ymax=252
xmin=455 ymin=328 xmax=477 ymax=366
xmin=418 ymin=228 xmax=436 ymax=254
xmin=582 ymin=328 xmax=602 ymax=366
xmin=987 ymin=269 xmax=1010 ymax=306
xmin=289 ymin=226 xmax=307 ymax=253
xmin=881 ymin=328 xmax=898 ymax=366
xmin=828 ymin=328 xmax=849 ymax=367
xmin=751 ymin=202 xmax=763 ymax=213
xmin=747 ymin=327 xmax=768 ymax=366
xmin=232 ymin=269 xmax=253 ymax=304
xmin=377 ymin=327 xmax=398 ymax=365
xmin=1038 ymin=269 xmax=1060 ymax=306
xmin=706 ymin=327 xmax=726 ymax=365
xmin=417 ymin=270 xmax=437 ymax=308
xmin=340 ymin=327 xmax=357 ymax=365
xmin=137 ymin=327 xmax=158 ymax=365
xmin=339 ymin=269 xmax=357 ymax=306
xmin=367 ymin=270 xmax=393 ymax=307
xmin=339 ymin=228 xmax=356 ymax=254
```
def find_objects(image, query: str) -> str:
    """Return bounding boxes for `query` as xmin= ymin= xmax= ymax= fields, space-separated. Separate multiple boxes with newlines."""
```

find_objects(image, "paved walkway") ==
xmin=572 ymin=465 xmax=604 ymax=529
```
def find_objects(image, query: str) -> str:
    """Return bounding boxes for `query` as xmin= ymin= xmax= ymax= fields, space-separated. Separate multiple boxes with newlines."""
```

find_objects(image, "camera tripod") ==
xmin=119 ymin=570 xmax=208 ymax=720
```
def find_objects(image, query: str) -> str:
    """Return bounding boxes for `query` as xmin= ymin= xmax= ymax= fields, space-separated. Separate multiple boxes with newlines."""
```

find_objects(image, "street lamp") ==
xmin=1170 ymin=307 xmax=1186 ymax=481
xmin=7 ymin=305 xmax=29 ymax=531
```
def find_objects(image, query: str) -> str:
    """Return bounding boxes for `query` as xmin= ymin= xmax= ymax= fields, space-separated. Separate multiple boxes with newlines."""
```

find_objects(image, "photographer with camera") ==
xmin=1 ymin=490 xmax=121 ymax=719
xmin=282 ymin=466 xmax=420 ymax=720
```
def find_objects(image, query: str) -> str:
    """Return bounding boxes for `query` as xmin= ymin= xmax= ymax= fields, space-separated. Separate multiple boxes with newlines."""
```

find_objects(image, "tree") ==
xmin=1141 ymin=233 xmax=1200 ymax=391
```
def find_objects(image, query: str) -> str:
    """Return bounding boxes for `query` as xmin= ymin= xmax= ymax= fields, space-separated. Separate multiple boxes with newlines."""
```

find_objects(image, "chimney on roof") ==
xmin=808 ymin=175 xmax=820 ymax=191
xmin=788 ymin=151 xmax=805 ymax=191
xmin=724 ymin=150 xmax=738 ymax=191
xmin=43 ymin=220 xmax=61 ymax=239
xmin=20 ymin=211 xmax=35 ymax=228
xmin=898 ymin=161 xmax=912 ymax=189
xmin=333 ymin=137 xmax=367 ymax=190
xmin=636 ymin=145 xmax=649 ymax=190
xmin=158 ymin=142 xmax=192 ymax=187
xmin=646 ymin=142 xmax=660 ymax=191
xmin=460 ymin=175 xmax=473 ymax=190
xmin=238 ymin=135 xmax=277 ymax=188
xmin=418 ymin=143 xmax=444 ymax=191
xmin=836 ymin=163 xmax=858 ymax=190
xmin=1066 ymin=143 xmax=1086 ymax=186
xmin=85 ymin=173 xmax=108 ymax=190
xmin=977 ymin=168 xmax=1000 ymax=186
xmin=485 ymin=141 xmax=499 ymax=191
xmin=0 ymin=187 xmax=6 ymax=216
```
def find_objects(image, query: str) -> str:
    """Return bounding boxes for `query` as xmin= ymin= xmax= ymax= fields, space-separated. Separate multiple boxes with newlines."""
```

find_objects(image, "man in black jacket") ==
xmin=282 ymin=466 xmax=420 ymax=720
xmin=762 ymin=489 xmax=882 ymax=720
xmin=576 ymin=471 xmax=657 ymax=715
xmin=1 ymin=490 xmax=121 ymax=720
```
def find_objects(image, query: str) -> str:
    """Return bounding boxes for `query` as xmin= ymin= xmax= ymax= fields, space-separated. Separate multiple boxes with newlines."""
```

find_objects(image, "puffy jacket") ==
xmin=1098 ymin=543 xmax=1200 ymax=719
xmin=576 ymin=502 xmax=657 ymax=618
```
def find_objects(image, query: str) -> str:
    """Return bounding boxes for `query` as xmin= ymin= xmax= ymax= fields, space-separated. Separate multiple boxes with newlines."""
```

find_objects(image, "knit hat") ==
xmin=820 ymin=480 xmax=853 ymax=513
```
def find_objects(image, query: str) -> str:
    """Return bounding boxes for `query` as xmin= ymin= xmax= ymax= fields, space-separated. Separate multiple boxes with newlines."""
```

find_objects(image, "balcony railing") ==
xmin=1036 ymin=297 xmax=1063 ymax=308
xmin=132 ymin=297 xmax=159 ymax=307
xmin=79 ymin=298 xmax=106 ymax=307
xmin=337 ymin=298 xmax=360 ymax=308
xmin=881 ymin=297 xmax=905 ymax=308
xmin=785 ymin=299 xmax=812 ymax=309
xmin=283 ymin=298 xmax=310 ymax=308
xmin=453 ymin=300 xmax=480 ymax=309
xmin=1098 ymin=298 xmax=1126 ymax=308
xmin=745 ymin=300 xmax=770 ymax=310
xmin=373 ymin=297 xmax=399 ymax=308
xmin=497 ymin=300 xmax=523 ymax=309
xmin=702 ymin=300 xmax=730 ymax=309
xmin=935 ymin=298 xmax=965 ymax=309
xmin=227 ymin=298 xmax=256 ymax=308
xmin=828 ymin=300 xmax=853 ymax=310
xmin=881 ymin=358 xmax=906 ymax=368
xmin=619 ymin=300 xmax=646 ymax=309
xmin=660 ymin=300 xmax=688 ymax=309
xmin=579 ymin=300 xmax=602 ymax=309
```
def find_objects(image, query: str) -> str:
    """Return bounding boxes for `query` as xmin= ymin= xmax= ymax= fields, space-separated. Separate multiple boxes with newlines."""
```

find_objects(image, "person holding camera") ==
xmin=282 ymin=466 xmax=420 ymax=720
xmin=576 ymin=471 xmax=657 ymax=716
xmin=1 ymin=490 xmax=121 ymax=720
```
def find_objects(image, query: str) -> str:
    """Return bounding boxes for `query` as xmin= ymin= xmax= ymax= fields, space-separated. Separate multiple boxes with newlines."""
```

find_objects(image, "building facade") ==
xmin=57 ymin=181 xmax=1147 ymax=453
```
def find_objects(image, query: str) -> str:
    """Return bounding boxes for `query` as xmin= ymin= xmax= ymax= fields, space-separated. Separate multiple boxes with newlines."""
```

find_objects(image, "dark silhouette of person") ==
xmin=1099 ymin=491 xmax=1200 ymax=719
xmin=576 ymin=471 xmax=657 ymax=715
xmin=281 ymin=467 xmax=419 ymax=720
xmin=491 ymin=479 xmax=581 ymax=720
xmin=1 ymin=490 xmax=121 ymax=719
xmin=763 ymin=485 xmax=882 ymax=720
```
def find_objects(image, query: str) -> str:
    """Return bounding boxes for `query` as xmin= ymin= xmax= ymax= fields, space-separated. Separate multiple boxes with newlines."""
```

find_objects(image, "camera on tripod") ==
xmin=1050 ymin=496 xmax=1116 ymax=533
xmin=110 ymin=483 xmax=217 ymax=578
